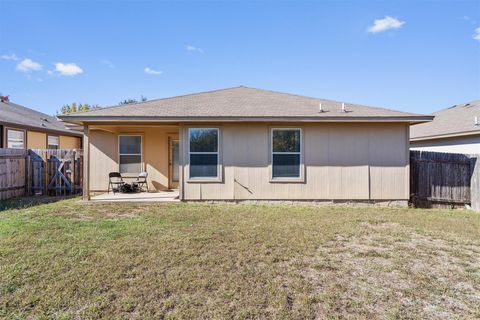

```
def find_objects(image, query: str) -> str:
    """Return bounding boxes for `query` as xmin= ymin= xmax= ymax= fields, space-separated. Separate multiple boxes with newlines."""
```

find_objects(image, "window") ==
xmin=48 ymin=135 xmax=59 ymax=149
xmin=118 ymin=135 xmax=142 ymax=174
xmin=7 ymin=129 xmax=25 ymax=149
xmin=271 ymin=128 xmax=302 ymax=179
xmin=189 ymin=128 xmax=219 ymax=179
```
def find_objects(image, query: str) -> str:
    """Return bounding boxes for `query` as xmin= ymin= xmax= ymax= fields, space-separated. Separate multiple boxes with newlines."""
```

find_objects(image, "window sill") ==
xmin=187 ymin=177 xmax=222 ymax=183
xmin=269 ymin=177 xmax=305 ymax=183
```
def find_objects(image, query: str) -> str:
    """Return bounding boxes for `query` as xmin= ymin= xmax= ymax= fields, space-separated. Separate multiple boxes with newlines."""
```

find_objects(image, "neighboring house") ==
xmin=411 ymin=100 xmax=480 ymax=154
xmin=0 ymin=96 xmax=82 ymax=150
xmin=59 ymin=86 xmax=432 ymax=202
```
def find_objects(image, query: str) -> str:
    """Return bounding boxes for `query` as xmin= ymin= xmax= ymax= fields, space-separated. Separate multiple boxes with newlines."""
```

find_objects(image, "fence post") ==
xmin=44 ymin=151 xmax=48 ymax=196
xmin=25 ymin=151 xmax=30 ymax=196
xmin=470 ymin=155 xmax=480 ymax=211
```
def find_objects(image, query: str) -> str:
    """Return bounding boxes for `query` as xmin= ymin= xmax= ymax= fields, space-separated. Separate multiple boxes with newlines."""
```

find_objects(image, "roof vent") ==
xmin=0 ymin=95 xmax=9 ymax=103
xmin=341 ymin=103 xmax=347 ymax=113
xmin=475 ymin=116 xmax=479 ymax=126
xmin=318 ymin=103 xmax=325 ymax=113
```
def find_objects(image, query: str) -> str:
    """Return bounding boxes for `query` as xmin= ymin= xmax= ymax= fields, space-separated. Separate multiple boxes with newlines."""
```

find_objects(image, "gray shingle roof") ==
xmin=60 ymin=86 xmax=432 ymax=123
xmin=0 ymin=100 xmax=82 ymax=136
xmin=410 ymin=100 xmax=480 ymax=140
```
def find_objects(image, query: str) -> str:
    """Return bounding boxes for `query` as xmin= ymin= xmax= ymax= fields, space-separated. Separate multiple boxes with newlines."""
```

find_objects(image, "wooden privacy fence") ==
xmin=0 ymin=149 xmax=27 ymax=201
xmin=410 ymin=150 xmax=477 ymax=208
xmin=0 ymin=148 xmax=83 ymax=201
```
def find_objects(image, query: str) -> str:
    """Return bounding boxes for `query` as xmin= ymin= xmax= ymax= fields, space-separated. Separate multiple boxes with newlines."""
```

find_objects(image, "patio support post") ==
xmin=83 ymin=124 xmax=90 ymax=201
xmin=179 ymin=124 xmax=184 ymax=201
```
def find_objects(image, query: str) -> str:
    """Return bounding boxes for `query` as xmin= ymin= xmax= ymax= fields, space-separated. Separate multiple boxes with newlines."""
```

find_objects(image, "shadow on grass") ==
xmin=0 ymin=196 xmax=78 ymax=211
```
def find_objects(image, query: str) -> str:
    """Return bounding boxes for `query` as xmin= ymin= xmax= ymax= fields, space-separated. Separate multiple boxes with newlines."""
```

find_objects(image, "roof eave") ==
xmin=410 ymin=129 xmax=480 ymax=142
xmin=58 ymin=115 xmax=434 ymax=124
xmin=0 ymin=120 xmax=83 ymax=137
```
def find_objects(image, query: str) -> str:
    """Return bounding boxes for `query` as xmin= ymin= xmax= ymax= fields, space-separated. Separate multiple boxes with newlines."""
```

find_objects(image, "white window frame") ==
xmin=270 ymin=127 xmax=304 ymax=183
xmin=47 ymin=135 xmax=59 ymax=149
xmin=6 ymin=128 xmax=25 ymax=149
xmin=187 ymin=128 xmax=221 ymax=182
xmin=118 ymin=134 xmax=143 ymax=176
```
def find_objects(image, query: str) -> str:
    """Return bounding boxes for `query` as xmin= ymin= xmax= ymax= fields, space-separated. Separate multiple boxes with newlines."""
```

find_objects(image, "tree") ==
xmin=60 ymin=104 xmax=72 ymax=114
xmin=58 ymin=95 xmax=147 ymax=114
xmin=119 ymin=95 xmax=148 ymax=105
xmin=78 ymin=104 xmax=91 ymax=112
xmin=58 ymin=103 xmax=101 ymax=115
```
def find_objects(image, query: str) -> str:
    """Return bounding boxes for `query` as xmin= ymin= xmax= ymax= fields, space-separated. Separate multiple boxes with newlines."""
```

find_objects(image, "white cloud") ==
xmin=186 ymin=45 xmax=204 ymax=53
xmin=1 ymin=53 xmax=19 ymax=61
xmin=54 ymin=62 xmax=83 ymax=76
xmin=473 ymin=27 xmax=480 ymax=41
xmin=367 ymin=16 xmax=405 ymax=33
xmin=16 ymin=58 xmax=43 ymax=72
xmin=144 ymin=67 xmax=163 ymax=75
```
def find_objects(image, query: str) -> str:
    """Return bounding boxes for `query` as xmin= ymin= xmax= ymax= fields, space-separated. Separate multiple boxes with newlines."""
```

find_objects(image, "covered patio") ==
xmin=89 ymin=190 xmax=180 ymax=203
xmin=82 ymin=123 xmax=181 ymax=201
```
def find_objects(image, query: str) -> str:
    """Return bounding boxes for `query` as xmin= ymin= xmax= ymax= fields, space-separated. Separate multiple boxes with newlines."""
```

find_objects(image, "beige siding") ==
xmin=27 ymin=131 xmax=47 ymax=149
xmin=59 ymin=135 xmax=81 ymax=149
xmin=20 ymin=130 xmax=80 ymax=149
xmin=88 ymin=125 xmax=178 ymax=191
xmin=87 ymin=122 xmax=409 ymax=200
xmin=89 ymin=130 xmax=118 ymax=191
xmin=182 ymin=123 xmax=409 ymax=200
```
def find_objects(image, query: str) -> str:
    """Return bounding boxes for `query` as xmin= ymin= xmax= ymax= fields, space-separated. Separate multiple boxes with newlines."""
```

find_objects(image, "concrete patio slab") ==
xmin=89 ymin=190 xmax=180 ymax=203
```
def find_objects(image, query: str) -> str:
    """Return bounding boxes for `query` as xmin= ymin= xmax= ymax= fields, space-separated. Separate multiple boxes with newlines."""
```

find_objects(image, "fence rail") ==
xmin=0 ymin=148 xmax=83 ymax=201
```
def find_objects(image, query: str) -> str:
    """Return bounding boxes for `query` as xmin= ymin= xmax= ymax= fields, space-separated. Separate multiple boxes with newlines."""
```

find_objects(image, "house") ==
xmin=411 ymin=100 xmax=480 ymax=154
xmin=59 ymin=86 xmax=432 ymax=203
xmin=0 ymin=96 xmax=82 ymax=149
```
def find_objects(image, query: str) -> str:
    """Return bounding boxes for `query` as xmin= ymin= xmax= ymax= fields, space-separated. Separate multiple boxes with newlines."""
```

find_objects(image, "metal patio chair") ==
xmin=108 ymin=172 xmax=125 ymax=194
xmin=135 ymin=171 xmax=149 ymax=192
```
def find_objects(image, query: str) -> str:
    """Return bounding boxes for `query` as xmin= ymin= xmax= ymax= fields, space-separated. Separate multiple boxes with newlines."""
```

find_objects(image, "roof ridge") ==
xmin=437 ymin=100 xmax=480 ymax=113
xmin=239 ymin=85 xmax=424 ymax=116
xmin=71 ymin=85 xmax=247 ymax=115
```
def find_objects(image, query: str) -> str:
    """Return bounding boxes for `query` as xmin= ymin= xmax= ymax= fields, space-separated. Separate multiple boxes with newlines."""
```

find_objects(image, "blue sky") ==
xmin=0 ymin=0 xmax=479 ymax=116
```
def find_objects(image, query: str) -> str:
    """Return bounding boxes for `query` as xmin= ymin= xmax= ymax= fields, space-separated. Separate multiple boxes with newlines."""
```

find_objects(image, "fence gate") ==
xmin=28 ymin=149 xmax=83 ymax=197
xmin=410 ymin=150 xmax=473 ymax=208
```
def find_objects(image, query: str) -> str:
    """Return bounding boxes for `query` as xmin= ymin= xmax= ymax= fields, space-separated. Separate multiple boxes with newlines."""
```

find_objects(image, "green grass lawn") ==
xmin=1 ymin=198 xmax=479 ymax=319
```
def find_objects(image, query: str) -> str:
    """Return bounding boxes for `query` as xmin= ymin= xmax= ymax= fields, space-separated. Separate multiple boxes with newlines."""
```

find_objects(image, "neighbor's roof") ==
xmin=410 ymin=100 xmax=480 ymax=141
xmin=0 ymin=100 xmax=82 ymax=136
xmin=59 ymin=86 xmax=432 ymax=123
